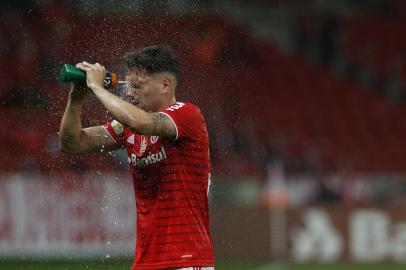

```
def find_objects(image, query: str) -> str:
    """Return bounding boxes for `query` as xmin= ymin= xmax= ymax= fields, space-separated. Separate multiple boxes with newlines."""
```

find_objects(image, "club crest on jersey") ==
xmin=130 ymin=146 xmax=167 ymax=167
xmin=111 ymin=120 xmax=123 ymax=135
xmin=140 ymin=136 xmax=147 ymax=155
xmin=150 ymin=135 xmax=159 ymax=144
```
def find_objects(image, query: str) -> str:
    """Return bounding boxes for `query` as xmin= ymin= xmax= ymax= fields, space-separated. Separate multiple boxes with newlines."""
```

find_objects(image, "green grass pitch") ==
xmin=1 ymin=260 xmax=406 ymax=270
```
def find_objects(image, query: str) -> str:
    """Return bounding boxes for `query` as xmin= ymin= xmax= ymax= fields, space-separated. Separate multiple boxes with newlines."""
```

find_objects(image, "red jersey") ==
xmin=104 ymin=102 xmax=214 ymax=270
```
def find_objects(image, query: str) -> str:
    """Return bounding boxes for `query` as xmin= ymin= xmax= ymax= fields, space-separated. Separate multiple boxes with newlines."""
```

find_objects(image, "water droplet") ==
xmin=106 ymin=241 xmax=110 ymax=245
xmin=106 ymin=254 xmax=111 ymax=259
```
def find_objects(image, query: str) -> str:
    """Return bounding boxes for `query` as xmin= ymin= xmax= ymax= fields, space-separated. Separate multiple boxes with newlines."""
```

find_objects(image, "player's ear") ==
xmin=161 ymin=76 xmax=173 ymax=94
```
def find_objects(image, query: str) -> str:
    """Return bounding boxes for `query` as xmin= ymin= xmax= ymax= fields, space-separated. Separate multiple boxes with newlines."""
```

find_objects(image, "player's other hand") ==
xmin=69 ymin=81 xmax=89 ymax=101
xmin=69 ymin=62 xmax=91 ymax=101
xmin=76 ymin=61 xmax=106 ymax=91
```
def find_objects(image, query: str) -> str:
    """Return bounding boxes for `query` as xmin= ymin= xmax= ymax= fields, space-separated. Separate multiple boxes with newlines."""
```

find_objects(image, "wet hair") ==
xmin=123 ymin=45 xmax=181 ymax=82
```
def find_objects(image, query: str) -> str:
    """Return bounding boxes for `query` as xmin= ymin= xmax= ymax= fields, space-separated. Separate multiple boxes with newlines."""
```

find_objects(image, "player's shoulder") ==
xmin=163 ymin=101 xmax=202 ymax=114
xmin=161 ymin=101 xmax=208 ymax=140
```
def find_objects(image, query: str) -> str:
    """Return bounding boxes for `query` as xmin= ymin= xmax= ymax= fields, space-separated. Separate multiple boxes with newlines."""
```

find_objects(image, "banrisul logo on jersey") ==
xmin=130 ymin=146 xmax=167 ymax=167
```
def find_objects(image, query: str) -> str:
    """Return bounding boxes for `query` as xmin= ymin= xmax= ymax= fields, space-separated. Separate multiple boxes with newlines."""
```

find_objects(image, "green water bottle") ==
xmin=59 ymin=64 xmax=119 ymax=89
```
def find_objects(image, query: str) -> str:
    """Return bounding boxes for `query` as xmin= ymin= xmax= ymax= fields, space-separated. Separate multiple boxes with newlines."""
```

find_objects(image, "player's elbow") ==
xmin=58 ymin=136 xmax=82 ymax=154
xmin=59 ymin=144 xmax=78 ymax=154
xmin=59 ymin=143 xmax=80 ymax=154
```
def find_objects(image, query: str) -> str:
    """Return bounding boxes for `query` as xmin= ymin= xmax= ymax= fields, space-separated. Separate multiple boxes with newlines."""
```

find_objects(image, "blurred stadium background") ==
xmin=2 ymin=0 xmax=406 ymax=269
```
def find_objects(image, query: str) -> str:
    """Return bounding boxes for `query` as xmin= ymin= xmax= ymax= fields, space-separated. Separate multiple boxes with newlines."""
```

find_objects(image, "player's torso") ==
xmin=124 ymin=133 xmax=170 ymax=209
xmin=123 ymin=130 xmax=214 ymax=268
xmin=123 ymin=125 xmax=210 ymax=199
xmin=123 ymin=130 xmax=210 ymax=209
xmin=126 ymin=133 xmax=167 ymax=172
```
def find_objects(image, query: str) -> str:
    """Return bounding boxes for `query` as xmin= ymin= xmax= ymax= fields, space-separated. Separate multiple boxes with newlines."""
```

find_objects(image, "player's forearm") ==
xmin=58 ymin=97 xmax=85 ymax=153
xmin=91 ymin=86 xmax=152 ymax=133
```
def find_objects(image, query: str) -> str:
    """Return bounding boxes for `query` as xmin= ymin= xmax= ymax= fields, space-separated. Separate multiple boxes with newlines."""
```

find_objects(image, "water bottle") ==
xmin=59 ymin=64 xmax=119 ymax=89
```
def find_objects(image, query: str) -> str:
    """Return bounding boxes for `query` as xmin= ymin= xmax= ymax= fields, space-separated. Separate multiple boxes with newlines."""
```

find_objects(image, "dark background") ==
xmin=2 ymin=0 xmax=406 ymax=268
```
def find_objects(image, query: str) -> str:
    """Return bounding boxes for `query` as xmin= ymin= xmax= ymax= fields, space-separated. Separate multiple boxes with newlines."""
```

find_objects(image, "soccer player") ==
xmin=59 ymin=46 xmax=215 ymax=270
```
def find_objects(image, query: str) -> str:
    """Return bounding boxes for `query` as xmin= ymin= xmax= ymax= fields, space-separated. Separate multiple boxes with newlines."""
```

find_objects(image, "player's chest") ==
xmin=125 ymin=134 xmax=161 ymax=156
xmin=125 ymin=134 xmax=167 ymax=168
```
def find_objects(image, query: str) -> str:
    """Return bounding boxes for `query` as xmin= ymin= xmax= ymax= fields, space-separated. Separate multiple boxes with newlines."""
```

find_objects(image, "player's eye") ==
xmin=128 ymin=83 xmax=139 ymax=89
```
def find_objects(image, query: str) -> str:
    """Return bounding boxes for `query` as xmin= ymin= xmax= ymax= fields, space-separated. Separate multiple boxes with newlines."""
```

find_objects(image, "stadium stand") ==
xmin=2 ymin=6 xmax=406 ymax=178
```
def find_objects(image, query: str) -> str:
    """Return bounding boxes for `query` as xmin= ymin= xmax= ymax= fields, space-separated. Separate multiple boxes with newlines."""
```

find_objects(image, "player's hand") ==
xmin=76 ymin=61 xmax=106 ymax=91
xmin=69 ymin=82 xmax=89 ymax=101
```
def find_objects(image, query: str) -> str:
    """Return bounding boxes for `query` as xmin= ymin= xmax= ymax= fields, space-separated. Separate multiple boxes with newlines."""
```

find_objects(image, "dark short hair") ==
xmin=123 ymin=46 xmax=181 ymax=82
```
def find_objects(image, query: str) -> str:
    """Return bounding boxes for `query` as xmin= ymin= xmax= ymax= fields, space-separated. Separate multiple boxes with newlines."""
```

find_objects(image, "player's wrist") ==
xmin=69 ymin=83 xmax=88 ymax=101
xmin=88 ymin=83 xmax=105 ymax=93
xmin=69 ymin=91 xmax=86 ymax=102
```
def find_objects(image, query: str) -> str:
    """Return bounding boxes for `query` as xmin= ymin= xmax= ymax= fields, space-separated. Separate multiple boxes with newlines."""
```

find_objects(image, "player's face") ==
xmin=125 ymin=68 xmax=163 ymax=112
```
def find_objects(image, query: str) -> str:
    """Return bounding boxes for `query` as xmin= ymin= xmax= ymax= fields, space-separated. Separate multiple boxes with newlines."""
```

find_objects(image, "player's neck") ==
xmin=159 ymin=97 xmax=177 ymax=111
